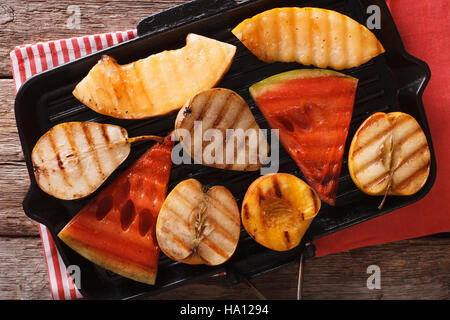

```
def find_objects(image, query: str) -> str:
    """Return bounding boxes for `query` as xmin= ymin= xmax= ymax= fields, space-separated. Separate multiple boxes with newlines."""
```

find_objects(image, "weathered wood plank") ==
xmin=0 ymin=233 xmax=447 ymax=299
xmin=0 ymin=79 xmax=39 ymax=236
xmin=0 ymin=79 xmax=23 ymax=163
xmin=0 ymin=237 xmax=51 ymax=300
xmin=149 ymin=237 xmax=450 ymax=300
xmin=0 ymin=0 xmax=191 ymax=76
xmin=0 ymin=162 xmax=39 ymax=236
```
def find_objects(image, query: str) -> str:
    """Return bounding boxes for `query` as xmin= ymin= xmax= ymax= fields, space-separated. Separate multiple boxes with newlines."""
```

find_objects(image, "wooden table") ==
xmin=0 ymin=0 xmax=448 ymax=300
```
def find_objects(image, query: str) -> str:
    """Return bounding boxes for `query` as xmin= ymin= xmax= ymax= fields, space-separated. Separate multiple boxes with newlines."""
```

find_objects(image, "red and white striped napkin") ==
xmin=10 ymin=29 xmax=138 ymax=300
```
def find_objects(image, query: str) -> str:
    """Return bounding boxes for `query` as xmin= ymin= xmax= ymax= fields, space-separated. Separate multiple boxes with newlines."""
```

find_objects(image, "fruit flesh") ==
xmin=348 ymin=112 xmax=431 ymax=196
xmin=232 ymin=7 xmax=385 ymax=70
xmin=58 ymin=134 xmax=174 ymax=285
xmin=250 ymin=69 xmax=358 ymax=205
xmin=32 ymin=122 xmax=131 ymax=200
xmin=156 ymin=179 xmax=241 ymax=266
xmin=242 ymin=173 xmax=320 ymax=251
xmin=175 ymin=88 xmax=269 ymax=171
xmin=73 ymin=34 xmax=236 ymax=119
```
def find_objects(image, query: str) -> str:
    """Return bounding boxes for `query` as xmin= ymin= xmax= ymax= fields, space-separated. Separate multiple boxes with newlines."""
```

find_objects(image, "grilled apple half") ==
xmin=156 ymin=179 xmax=241 ymax=266
xmin=232 ymin=7 xmax=385 ymax=70
xmin=73 ymin=34 xmax=236 ymax=119
xmin=348 ymin=112 xmax=431 ymax=198
xmin=242 ymin=173 xmax=321 ymax=252
xmin=175 ymin=88 xmax=269 ymax=171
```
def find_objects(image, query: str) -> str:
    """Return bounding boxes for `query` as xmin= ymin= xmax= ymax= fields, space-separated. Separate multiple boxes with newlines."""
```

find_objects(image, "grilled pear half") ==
xmin=156 ymin=179 xmax=241 ymax=266
xmin=242 ymin=173 xmax=320 ymax=252
xmin=232 ymin=7 xmax=385 ymax=70
xmin=175 ymin=88 xmax=269 ymax=171
xmin=348 ymin=112 xmax=431 ymax=197
xmin=73 ymin=34 xmax=236 ymax=119
xmin=32 ymin=122 xmax=162 ymax=200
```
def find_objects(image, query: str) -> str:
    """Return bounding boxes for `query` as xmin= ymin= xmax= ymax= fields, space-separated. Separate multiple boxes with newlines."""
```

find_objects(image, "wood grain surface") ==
xmin=0 ymin=0 xmax=448 ymax=300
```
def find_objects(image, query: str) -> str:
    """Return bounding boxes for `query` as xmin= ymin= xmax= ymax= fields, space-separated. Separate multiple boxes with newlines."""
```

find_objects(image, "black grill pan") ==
xmin=14 ymin=0 xmax=436 ymax=299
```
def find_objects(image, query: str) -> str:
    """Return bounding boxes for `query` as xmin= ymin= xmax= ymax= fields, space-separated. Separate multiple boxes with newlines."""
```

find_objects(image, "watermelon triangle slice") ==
xmin=250 ymin=69 xmax=358 ymax=205
xmin=58 ymin=134 xmax=174 ymax=285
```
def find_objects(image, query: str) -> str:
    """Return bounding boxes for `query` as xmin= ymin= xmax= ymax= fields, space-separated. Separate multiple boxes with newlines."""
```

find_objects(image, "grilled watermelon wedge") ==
xmin=250 ymin=69 xmax=358 ymax=205
xmin=58 ymin=133 xmax=174 ymax=285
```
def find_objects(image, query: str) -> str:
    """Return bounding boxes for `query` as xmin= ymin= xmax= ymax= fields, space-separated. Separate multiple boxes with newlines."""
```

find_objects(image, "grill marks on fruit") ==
xmin=273 ymin=178 xmax=283 ymax=198
xmin=61 ymin=124 xmax=92 ymax=190
xmin=243 ymin=203 xmax=250 ymax=220
xmin=96 ymin=195 xmax=113 ymax=221
xmin=157 ymin=179 xmax=240 ymax=266
xmin=46 ymin=127 xmax=72 ymax=188
xmin=100 ymin=124 xmax=110 ymax=144
xmin=133 ymin=62 xmax=154 ymax=110
xmin=81 ymin=123 xmax=106 ymax=180
xmin=55 ymin=153 xmax=65 ymax=170
xmin=233 ymin=8 xmax=385 ymax=70
xmin=352 ymin=125 xmax=395 ymax=159
xmin=138 ymin=209 xmax=153 ymax=237
xmin=56 ymin=136 xmax=174 ymax=285
xmin=115 ymin=179 xmax=131 ymax=206
xmin=212 ymin=92 xmax=233 ymax=128
xmin=207 ymin=193 xmax=241 ymax=229
xmin=120 ymin=199 xmax=136 ymax=231
xmin=284 ymin=231 xmax=290 ymax=244
xmin=276 ymin=115 xmax=295 ymax=132
xmin=395 ymin=162 xmax=430 ymax=191
xmin=73 ymin=34 xmax=236 ymax=119
xmin=159 ymin=224 xmax=193 ymax=254
xmin=394 ymin=143 xmax=429 ymax=174
xmin=177 ymin=88 xmax=267 ymax=171
xmin=253 ymin=75 xmax=357 ymax=205
xmin=242 ymin=174 xmax=321 ymax=252
xmin=354 ymin=116 xmax=431 ymax=192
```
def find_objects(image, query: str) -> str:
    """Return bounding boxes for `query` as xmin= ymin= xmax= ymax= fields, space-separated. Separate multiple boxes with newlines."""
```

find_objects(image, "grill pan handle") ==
xmin=137 ymin=0 xmax=240 ymax=37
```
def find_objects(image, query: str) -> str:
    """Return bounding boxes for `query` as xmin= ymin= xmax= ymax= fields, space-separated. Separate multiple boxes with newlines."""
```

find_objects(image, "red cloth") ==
xmin=313 ymin=0 xmax=450 ymax=256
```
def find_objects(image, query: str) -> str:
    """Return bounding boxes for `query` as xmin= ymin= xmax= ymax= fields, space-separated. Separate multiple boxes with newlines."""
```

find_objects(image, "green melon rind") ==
xmin=249 ymin=69 xmax=357 ymax=99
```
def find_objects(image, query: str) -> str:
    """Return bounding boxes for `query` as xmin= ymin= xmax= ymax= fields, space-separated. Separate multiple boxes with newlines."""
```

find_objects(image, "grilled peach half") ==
xmin=242 ymin=173 xmax=321 ymax=251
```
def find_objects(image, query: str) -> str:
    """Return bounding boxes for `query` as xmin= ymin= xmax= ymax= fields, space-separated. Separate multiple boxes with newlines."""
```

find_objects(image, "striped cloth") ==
xmin=10 ymin=29 xmax=138 ymax=300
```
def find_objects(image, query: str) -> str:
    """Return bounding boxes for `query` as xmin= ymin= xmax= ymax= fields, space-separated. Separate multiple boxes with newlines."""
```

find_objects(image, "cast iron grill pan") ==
xmin=15 ymin=0 xmax=435 ymax=299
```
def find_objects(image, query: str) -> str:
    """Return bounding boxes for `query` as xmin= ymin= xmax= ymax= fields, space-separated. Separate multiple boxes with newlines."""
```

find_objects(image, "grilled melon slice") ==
xmin=242 ymin=173 xmax=320 ymax=251
xmin=73 ymin=34 xmax=236 ymax=119
xmin=58 ymin=134 xmax=174 ymax=285
xmin=232 ymin=7 xmax=385 ymax=70
xmin=32 ymin=122 xmax=163 ymax=200
xmin=348 ymin=112 xmax=431 ymax=196
xmin=156 ymin=179 xmax=241 ymax=266
xmin=175 ymin=88 xmax=269 ymax=171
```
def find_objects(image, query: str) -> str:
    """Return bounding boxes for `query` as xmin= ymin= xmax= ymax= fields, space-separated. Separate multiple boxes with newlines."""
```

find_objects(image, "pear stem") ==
xmin=378 ymin=180 xmax=392 ymax=210
xmin=127 ymin=135 xmax=164 ymax=144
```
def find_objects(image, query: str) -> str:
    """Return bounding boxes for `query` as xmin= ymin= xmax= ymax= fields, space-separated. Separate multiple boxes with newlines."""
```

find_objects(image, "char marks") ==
xmin=156 ymin=179 xmax=240 ymax=266
xmin=177 ymin=88 xmax=268 ymax=172
xmin=32 ymin=122 xmax=132 ymax=200
xmin=349 ymin=112 xmax=431 ymax=196
xmin=232 ymin=7 xmax=385 ymax=70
